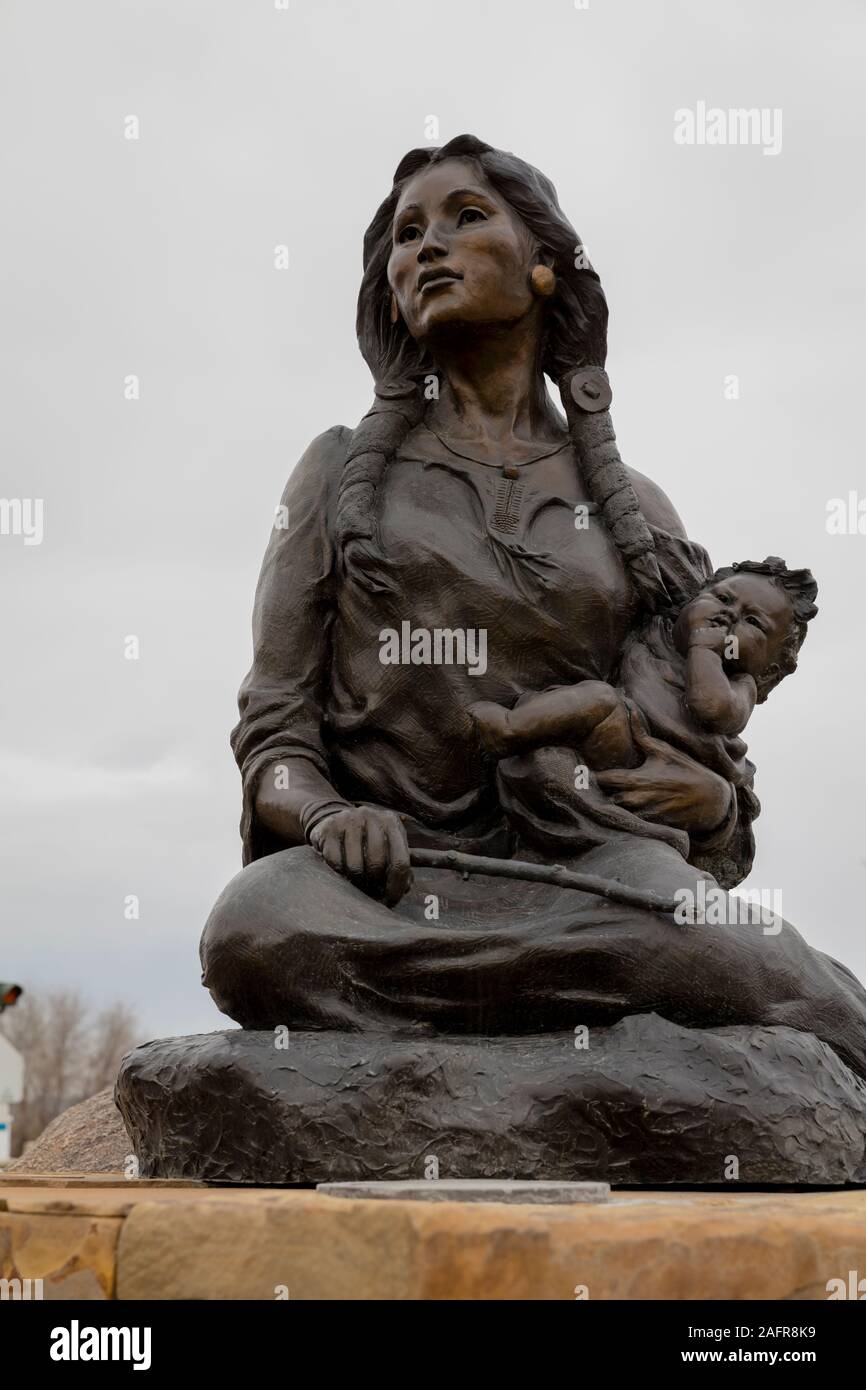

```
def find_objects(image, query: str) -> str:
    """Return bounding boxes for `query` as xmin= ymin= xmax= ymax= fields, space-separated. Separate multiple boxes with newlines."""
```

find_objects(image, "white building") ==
xmin=0 ymin=1033 xmax=24 ymax=1162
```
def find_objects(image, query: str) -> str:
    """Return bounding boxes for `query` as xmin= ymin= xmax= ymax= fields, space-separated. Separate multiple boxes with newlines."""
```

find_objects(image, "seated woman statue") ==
xmin=200 ymin=134 xmax=866 ymax=1083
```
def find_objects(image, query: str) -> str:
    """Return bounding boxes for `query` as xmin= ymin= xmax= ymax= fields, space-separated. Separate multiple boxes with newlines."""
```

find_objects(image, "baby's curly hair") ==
xmin=710 ymin=556 xmax=819 ymax=703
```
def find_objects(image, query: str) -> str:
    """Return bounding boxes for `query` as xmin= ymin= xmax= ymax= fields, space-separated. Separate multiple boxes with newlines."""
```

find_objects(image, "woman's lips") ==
xmin=418 ymin=269 xmax=462 ymax=294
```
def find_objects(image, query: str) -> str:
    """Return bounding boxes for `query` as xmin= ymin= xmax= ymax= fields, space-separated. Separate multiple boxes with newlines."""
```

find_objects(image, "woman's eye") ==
xmin=398 ymin=225 xmax=421 ymax=244
xmin=457 ymin=207 xmax=486 ymax=226
xmin=745 ymin=615 xmax=764 ymax=629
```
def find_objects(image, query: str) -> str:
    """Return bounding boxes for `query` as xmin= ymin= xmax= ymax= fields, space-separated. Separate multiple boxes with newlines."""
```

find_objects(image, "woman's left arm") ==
xmin=595 ymin=713 xmax=758 ymax=888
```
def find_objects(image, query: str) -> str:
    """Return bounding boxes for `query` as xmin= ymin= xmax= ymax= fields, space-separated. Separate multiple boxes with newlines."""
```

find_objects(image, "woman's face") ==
xmin=388 ymin=158 xmax=538 ymax=341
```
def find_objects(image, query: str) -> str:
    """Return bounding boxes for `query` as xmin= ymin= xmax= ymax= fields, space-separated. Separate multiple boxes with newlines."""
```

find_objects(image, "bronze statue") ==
xmin=117 ymin=136 xmax=866 ymax=1185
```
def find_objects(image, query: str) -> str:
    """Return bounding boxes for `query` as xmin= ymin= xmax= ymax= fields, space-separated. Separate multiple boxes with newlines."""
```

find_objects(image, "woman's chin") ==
xmin=416 ymin=300 xmax=475 ymax=334
xmin=420 ymin=306 xmax=518 ymax=343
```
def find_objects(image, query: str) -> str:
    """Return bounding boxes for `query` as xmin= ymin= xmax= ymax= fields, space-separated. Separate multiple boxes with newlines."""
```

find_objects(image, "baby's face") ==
xmin=675 ymin=573 xmax=794 ymax=678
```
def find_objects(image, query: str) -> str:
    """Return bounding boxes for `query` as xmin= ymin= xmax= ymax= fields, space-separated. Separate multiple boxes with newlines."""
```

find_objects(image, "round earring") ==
xmin=530 ymin=265 xmax=556 ymax=298
xmin=390 ymin=293 xmax=400 ymax=325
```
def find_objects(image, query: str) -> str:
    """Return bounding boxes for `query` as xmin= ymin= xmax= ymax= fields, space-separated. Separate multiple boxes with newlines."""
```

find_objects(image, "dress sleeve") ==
xmin=230 ymin=426 xmax=348 ymax=862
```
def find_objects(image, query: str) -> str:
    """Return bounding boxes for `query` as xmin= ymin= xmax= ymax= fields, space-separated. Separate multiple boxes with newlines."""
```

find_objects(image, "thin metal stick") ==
xmin=409 ymin=847 xmax=678 ymax=915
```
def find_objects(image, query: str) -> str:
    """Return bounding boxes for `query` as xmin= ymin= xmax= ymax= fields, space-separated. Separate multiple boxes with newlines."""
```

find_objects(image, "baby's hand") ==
xmin=688 ymin=625 xmax=729 ymax=656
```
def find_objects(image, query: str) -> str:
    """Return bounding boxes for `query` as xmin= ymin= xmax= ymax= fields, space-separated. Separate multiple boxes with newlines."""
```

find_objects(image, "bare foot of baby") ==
xmin=468 ymin=701 xmax=515 ymax=759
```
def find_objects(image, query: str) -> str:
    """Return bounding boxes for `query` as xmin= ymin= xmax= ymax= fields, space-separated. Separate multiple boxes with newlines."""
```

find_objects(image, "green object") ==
xmin=0 ymin=982 xmax=22 ymax=1013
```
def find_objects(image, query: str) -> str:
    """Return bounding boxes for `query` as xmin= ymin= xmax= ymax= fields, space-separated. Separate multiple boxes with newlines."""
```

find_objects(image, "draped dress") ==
xmin=200 ymin=423 xmax=866 ymax=1080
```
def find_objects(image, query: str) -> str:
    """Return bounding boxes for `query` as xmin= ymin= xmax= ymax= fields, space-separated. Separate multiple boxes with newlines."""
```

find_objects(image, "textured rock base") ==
xmin=115 ymin=1014 xmax=866 ymax=1185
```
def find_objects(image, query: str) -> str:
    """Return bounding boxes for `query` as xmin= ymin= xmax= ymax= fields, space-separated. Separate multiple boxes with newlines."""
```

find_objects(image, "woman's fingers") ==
xmin=383 ymin=819 xmax=412 ymax=906
xmin=627 ymin=710 xmax=667 ymax=758
xmin=614 ymin=789 xmax=679 ymax=818
xmin=364 ymin=817 xmax=387 ymax=876
xmin=596 ymin=767 xmax=644 ymax=791
xmin=318 ymin=824 xmax=344 ymax=875
xmin=610 ymin=788 xmax=652 ymax=810
xmin=311 ymin=807 xmax=412 ymax=906
xmin=342 ymin=819 xmax=366 ymax=880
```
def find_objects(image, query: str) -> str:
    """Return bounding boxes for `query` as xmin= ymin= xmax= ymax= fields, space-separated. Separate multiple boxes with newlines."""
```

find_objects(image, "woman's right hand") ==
xmin=309 ymin=806 xmax=412 ymax=907
xmin=595 ymin=710 xmax=732 ymax=835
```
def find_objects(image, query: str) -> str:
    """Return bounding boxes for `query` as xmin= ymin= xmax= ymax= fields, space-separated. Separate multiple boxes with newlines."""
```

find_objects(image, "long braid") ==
xmin=558 ymin=369 xmax=669 ymax=611
xmin=335 ymin=380 xmax=425 ymax=592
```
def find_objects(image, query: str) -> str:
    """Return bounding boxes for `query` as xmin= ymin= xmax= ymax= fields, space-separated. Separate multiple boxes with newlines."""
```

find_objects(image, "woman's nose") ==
xmin=417 ymin=223 xmax=449 ymax=263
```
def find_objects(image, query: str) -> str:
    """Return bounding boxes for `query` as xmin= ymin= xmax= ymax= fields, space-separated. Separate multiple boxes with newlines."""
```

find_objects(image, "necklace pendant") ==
xmin=492 ymin=476 xmax=525 ymax=534
xmin=502 ymin=466 xmax=521 ymax=479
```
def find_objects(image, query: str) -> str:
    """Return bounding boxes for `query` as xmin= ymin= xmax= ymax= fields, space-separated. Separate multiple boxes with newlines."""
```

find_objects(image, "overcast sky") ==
xmin=2 ymin=0 xmax=865 ymax=1041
